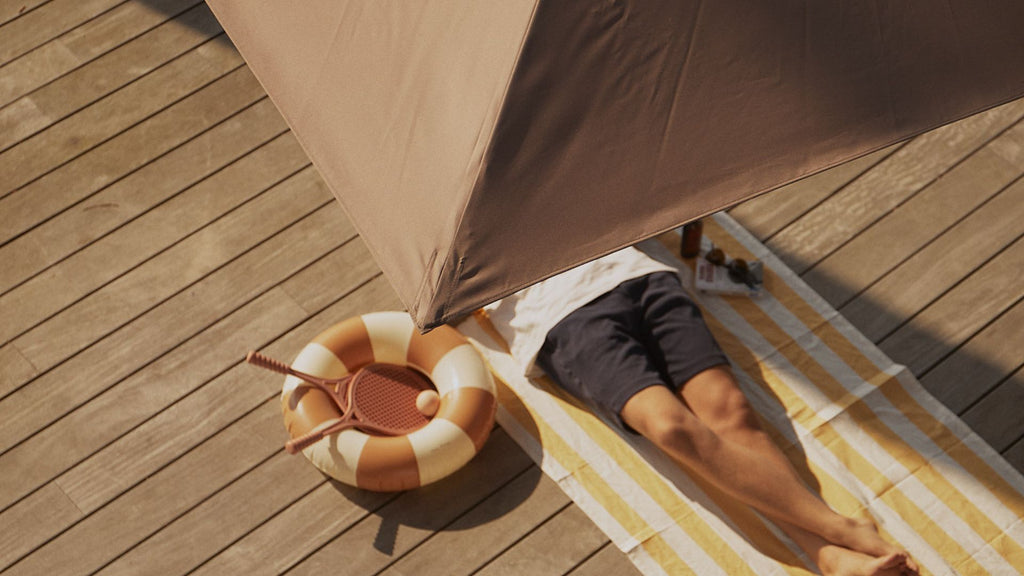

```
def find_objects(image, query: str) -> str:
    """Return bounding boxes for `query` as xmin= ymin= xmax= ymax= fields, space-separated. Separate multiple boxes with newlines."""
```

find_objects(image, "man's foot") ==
xmin=817 ymin=547 xmax=914 ymax=576
xmin=826 ymin=517 xmax=919 ymax=574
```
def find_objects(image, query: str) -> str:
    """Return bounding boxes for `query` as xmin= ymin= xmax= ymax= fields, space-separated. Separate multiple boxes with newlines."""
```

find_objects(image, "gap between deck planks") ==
xmin=728 ymin=97 xmax=1024 ymax=481
xmin=0 ymin=0 xmax=214 ymax=139
xmin=2 ymin=3 xmax=1022 ymax=575
xmin=0 ymin=42 xmax=252 ymax=244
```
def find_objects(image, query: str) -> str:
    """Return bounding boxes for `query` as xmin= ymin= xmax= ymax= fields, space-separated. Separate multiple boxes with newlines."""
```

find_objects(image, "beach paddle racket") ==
xmin=245 ymin=351 xmax=433 ymax=454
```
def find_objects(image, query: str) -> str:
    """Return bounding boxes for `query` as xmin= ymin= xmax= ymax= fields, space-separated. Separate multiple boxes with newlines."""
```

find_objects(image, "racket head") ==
xmin=347 ymin=363 xmax=435 ymax=435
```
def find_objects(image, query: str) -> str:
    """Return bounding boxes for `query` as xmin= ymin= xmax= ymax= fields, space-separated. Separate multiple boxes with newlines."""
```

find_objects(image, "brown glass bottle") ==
xmin=681 ymin=220 xmax=703 ymax=258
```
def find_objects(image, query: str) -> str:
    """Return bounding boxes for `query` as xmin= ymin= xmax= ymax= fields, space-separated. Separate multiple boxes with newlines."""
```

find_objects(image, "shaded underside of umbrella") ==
xmin=206 ymin=0 xmax=1024 ymax=330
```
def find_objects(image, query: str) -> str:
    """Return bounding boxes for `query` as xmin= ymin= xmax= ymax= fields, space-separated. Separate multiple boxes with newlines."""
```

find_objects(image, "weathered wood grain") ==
xmin=57 ymin=245 xmax=384 ymax=513
xmin=95 ymin=450 xmax=327 ymax=576
xmin=0 ymin=64 xmax=264 ymax=244
xmin=567 ymin=542 xmax=644 ymax=576
xmin=878 ymin=235 xmax=1024 ymax=375
xmin=961 ymin=368 xmax=1024 ymax=453
xmin=0 ymin=344 xmax=35 ymax=399
xmin=0 ymin=24 xmax=237 ymax=195
xmin=0 ymin=97 xmax=288 ymax=294
xmin=767 ymin=99 xmax=1024 ymax=273
xmin=0 ymin=129 xmax=309 ymax=348
xmin=0 ymin=0 xmax=49 ymax=26
xmin=801 ymin=121 xmax=1024 ymax=308
xmin=3 ymin=401 xmax=288 ymax=576
xmin=0 ymin=203 xmax=348 ymax=458
xmin=0 ymin=266 xmax=392 ymax=569
xmin=0 ymin=0 xmax=206 ymax=113
xmin=474 ymin=504 xmax=610 ymax=576
xmin=920 ymin=299 xmax=1024 ymax=413
xmin=0 ymin=482 xmax=82 ymax=569
xmin=380 ymin=468 xmax=570 ymax=576
xmin=194 ymin=429 xmax=533 ymax=576
xmin=0 ymin=0 xmax=122 ymax=64
xmin=840 ymin=176 xmax=1024 ymax=343
xmin=729 ymin=144 xmax=901 ymax=241
xmin=3 ymin=5 xmax=1023 ymax=576
xmin=13 ymin=166 xmax=328 ymax=370
xmin=1005 ymin=439 xmax=1024 ymax=473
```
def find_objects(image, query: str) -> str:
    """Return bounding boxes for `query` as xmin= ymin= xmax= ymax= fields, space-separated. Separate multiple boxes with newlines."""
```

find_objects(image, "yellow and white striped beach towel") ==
xmin=456 ymin=213 xmax=1024 ymax=576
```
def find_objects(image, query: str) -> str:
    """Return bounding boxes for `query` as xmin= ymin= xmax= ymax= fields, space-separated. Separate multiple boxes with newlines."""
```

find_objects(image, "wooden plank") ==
xmin=920 ymin=299 xmax=1024 ymax=413
xmin=0 ymin=96 xmax=288 ymax=295
xmin=0 ymin=63 xmax=264 ymax=246
xmin=56 ymin=244 xmax=384 ymax=514
xmin=0 ymin=482 xmax=83 ymax=567
xmin=840 ymin=175 xmax=1024 ymax=343
xmin=0 ymin=21 xmax=237 ymax=195
xmin=3 ymin=400 xmax=292 ymax=576
xmin=13 ymin=165 xmax=327 ymax=370
xmin=0 ymin=344 xmax=35 ymax=399
xmin=1 ymin=2 xmax=221 ymax=149
xmin=89 ymin=278 xmax=399 ymax=576
xmin=801 ymin=120 xmax=1024 ymax=308
xmin=0 ymin=0 xmax=204 ymax=111
xmin=380 ymin=467 xmax=570 ymax=576
xmin=878 ymin=234 xmax=1024 ymax=375
xmin=766 ymin=99 xmax=1024 ymax=273
xmin=0 ymin=291 xmax=304 ymax=571
xmin=1005 ymin=438 xmax=1024 ymax=474
xmin=566 ymin=542 xmax=643 ymax=576
xmin=192 ymin=428 xmax=533 ymax=576
xmin=729 ymin=144 xmax=901 ymax=241
xmin=961 ymin=367 xmax=1024 ymax=453
xmin=94 ymin=452 xmax=327 ymax=576
xmin=0 ymin=129 xmax=308 ymax=348
xmin=0 ymin=262 xmax=391 ymax=568
xmin=0 ymin=202 xmax=348 ymax=460
xmin=0 ymin=0 xmax=49 ymax=26
xmin=474 ymin=505 xmax=610 ymax=576
xmin=0 ymin=0 xmax=122 ymax=65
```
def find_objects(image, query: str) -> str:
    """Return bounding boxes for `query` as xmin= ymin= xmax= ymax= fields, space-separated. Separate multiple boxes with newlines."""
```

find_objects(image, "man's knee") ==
xmin=688 ymin=382 xmax=762 ymax=438
xmin=632 ymin=408 xmax=720 ymax=462
xmin=720 ymin=391 xmax=762 ymax=430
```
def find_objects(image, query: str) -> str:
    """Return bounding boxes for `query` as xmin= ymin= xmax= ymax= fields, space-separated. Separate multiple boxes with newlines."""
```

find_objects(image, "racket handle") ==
xmin=245 ymin=350 xmax=292 ymax=376
xmin=284 ymin=418 xmax=344 ymax=454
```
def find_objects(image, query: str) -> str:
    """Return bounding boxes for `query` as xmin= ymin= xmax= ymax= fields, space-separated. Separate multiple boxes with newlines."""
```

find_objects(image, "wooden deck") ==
xmin=0 ymin=2 xmax=1021 ymax=574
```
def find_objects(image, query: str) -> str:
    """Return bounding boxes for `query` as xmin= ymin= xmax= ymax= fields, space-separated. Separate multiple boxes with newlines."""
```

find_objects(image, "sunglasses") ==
xmin=704 ymin=248 xmax=760 ymax=288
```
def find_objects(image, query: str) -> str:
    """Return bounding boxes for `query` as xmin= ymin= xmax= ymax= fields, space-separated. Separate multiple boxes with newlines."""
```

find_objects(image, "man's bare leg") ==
xmin=620 ymin=366 xmax=916 ymax=573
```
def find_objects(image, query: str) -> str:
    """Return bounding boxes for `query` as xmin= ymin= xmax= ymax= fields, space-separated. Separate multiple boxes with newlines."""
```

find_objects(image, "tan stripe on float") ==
xmin=407 ymin=324 xmax=468 ymax=373
xmin=314 ymin=317 xmax=374 ymax=371
xmin=281 ymin=342 xmax=350 ymax=438
xmin=283 ymin=342 xmax=350 ymax=397
xmin=435 ymin=387 xmax=496 ymax=451
xmin=356 ymin=435 xmax=421 ymax=491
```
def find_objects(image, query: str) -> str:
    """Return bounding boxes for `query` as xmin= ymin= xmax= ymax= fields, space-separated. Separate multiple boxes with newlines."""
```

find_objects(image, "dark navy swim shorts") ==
xmin=535 ymin=272 xmax=729 ymax=430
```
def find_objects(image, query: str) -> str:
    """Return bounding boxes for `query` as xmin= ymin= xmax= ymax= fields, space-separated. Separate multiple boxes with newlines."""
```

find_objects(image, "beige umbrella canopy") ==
xmin=207 ymin=0 xmax=1024 ymax=330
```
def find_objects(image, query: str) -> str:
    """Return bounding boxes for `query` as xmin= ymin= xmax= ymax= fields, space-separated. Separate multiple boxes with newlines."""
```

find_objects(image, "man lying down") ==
xmin=483 ymin=239 xmax=918 ymax=576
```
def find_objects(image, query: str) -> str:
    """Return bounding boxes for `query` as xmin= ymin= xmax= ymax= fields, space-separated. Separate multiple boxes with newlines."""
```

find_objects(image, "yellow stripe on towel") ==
xmin=488 ymin=362 xmax=704 ymax=575
xmin=456 ymin=214 xmax=1024 ymax=576
xmin=701 ymin=218 xmax=1024 ymax=570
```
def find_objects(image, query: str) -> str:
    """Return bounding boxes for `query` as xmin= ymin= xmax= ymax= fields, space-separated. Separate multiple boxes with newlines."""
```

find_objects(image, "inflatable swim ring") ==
xmin=280 ymin=311 xmax=496 ymax=491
